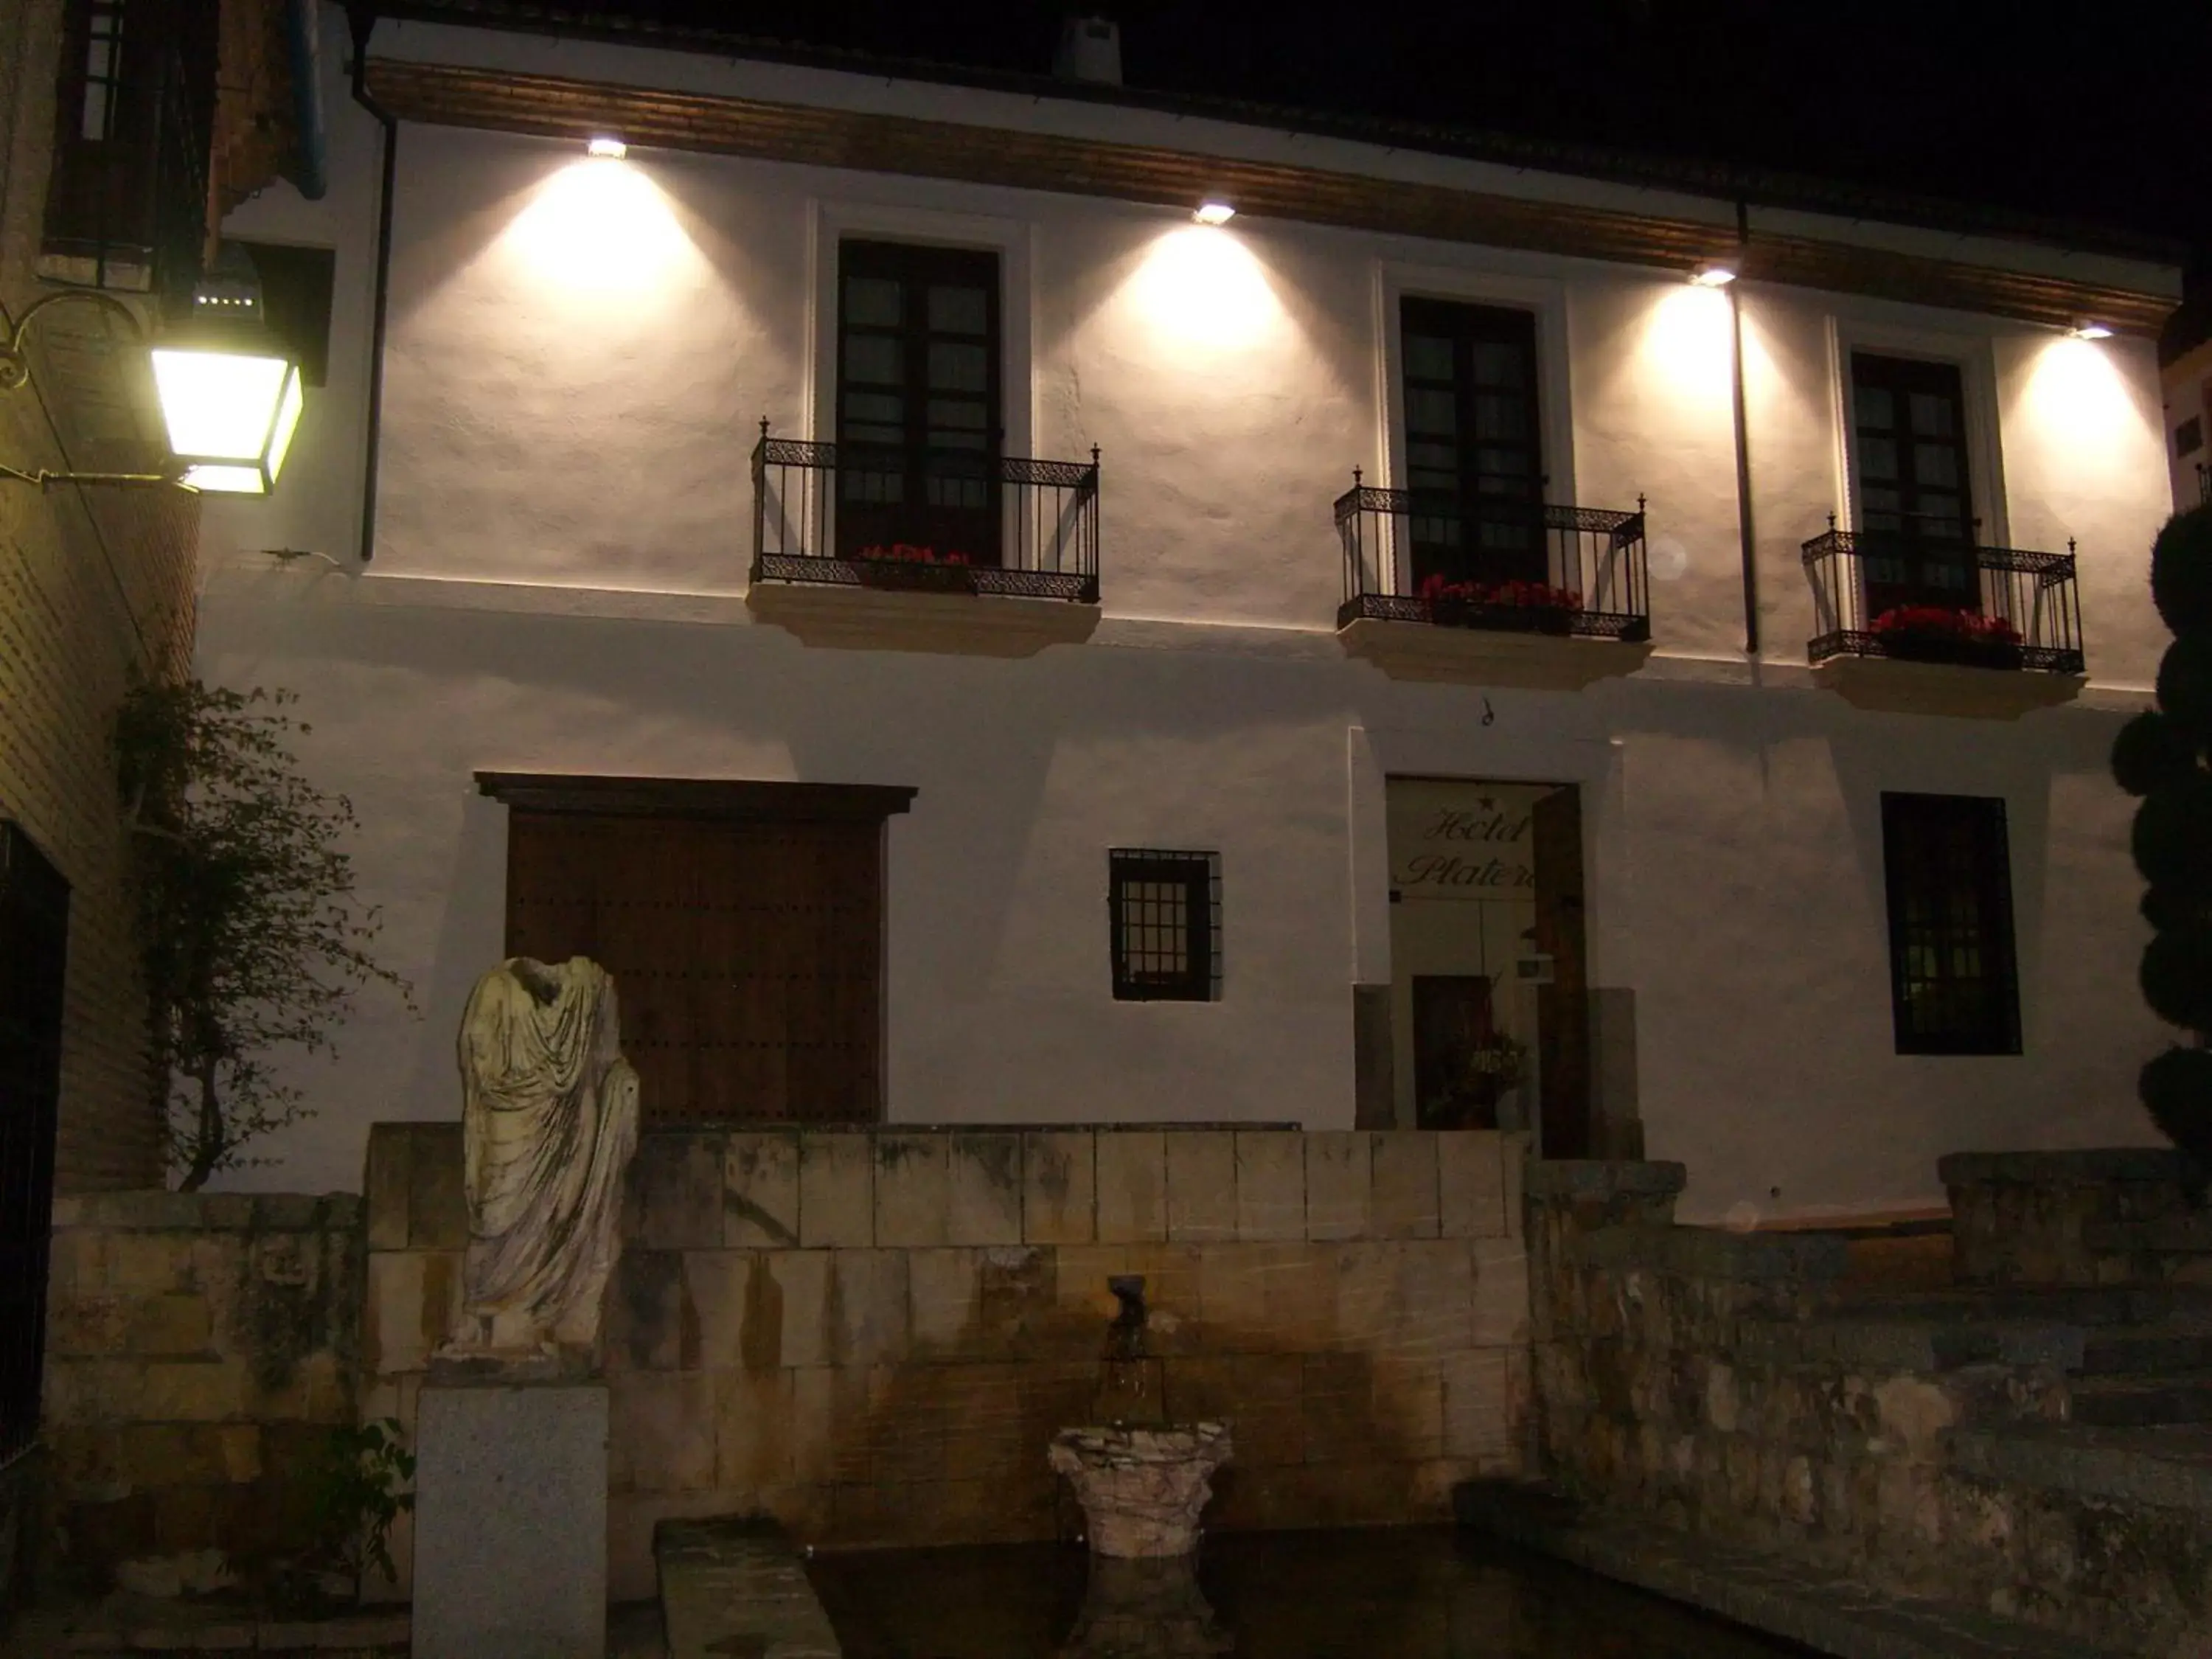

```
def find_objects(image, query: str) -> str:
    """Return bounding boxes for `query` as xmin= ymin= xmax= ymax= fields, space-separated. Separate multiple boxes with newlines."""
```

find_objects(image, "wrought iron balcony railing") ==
xmin=40 ymin=0 xmax=218 ymax=306
xmin=1801 ymin=526 xmax=2084 ymax=675
xmin=1333 ymin=481 xmax=1649 ymax=641
xmin=750 ymin=426 xmax=1100 ymax=603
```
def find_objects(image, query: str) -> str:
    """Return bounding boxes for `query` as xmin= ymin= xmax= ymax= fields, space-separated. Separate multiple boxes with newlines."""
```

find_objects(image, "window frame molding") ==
xmin=1373 ymin=259 xmax=1576 ymax=509
xmin=1826 ymin=310 xmax=2011 ymax=550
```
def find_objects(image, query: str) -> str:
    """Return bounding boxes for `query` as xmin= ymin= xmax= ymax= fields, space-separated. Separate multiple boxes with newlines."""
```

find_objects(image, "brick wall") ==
xmin=1 ymin=0 xmax=202 ymax=1194
xmin=40 ymin=1192 xmax=363 ymax=1588
xmin=364 ymin=1124 xmax=1535 ymax=1602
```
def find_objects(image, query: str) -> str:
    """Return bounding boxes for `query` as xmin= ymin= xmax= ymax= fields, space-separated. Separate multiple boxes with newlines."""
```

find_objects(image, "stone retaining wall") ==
xmin=1941 ymin=1148 xmax=2212 ymax=1287
xmin=1527 ymin=1159 xmax=2212 ymax=1653
xmin=364 ymin=1123 xmax=1536 ymax=1601
xmin=38 ymin=1192 xmax=363 ymax=1591
xmin=1527 ymin=1162 xmax=2065 ymax=1589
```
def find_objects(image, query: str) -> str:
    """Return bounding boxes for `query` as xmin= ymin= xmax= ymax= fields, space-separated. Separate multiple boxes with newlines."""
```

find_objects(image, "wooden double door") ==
xmin=504 ymin=807 xmax=885 ymax=1125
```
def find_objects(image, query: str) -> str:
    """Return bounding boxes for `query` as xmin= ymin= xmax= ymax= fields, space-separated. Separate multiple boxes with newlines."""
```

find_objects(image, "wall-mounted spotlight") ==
xmin=1192 ymin=201 xmax=1237 ymax=226
xmin=1690 ymin=262 xmax=1739 ymax=288
xmin=587 ymin=136 xmax=629 ymax=159
xmin=2068 ymin=320 xmax=2115 ymax=341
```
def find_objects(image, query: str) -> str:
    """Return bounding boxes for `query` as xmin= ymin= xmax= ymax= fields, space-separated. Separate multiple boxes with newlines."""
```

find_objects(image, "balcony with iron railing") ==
xmin=1331 ymin=479 xmax=1652 ymax=687
xmin=39 ymin=0 xmax=219 ymax=306
xmin=746 ymin=425 xmax=1102 ymax=655
xmin=1801 ymin=520 xmax=2087 ymax=716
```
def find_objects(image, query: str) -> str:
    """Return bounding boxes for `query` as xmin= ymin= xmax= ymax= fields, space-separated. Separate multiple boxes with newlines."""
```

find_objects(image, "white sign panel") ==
xmin=1387 ymin=780 xmax=1538 ymax=903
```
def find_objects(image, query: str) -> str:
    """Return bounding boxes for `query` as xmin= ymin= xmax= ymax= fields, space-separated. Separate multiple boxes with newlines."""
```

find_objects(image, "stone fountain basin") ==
xmin=1048 ymin=1423 xmax=1234 ymax=1559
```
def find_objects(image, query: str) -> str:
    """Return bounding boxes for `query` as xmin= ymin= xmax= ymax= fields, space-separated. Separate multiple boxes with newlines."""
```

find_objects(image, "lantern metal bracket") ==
xmin=0 ymin=290 xmax=183 ymax=490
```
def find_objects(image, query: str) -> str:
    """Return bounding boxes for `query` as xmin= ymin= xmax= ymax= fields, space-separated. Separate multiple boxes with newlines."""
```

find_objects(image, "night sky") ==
xmin=540 ymin=0 xmax=2212 ymax=279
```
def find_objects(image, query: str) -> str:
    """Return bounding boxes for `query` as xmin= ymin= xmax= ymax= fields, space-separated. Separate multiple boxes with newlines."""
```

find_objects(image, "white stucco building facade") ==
xmin=192 ymin=8 xmax=2183 ymax=1224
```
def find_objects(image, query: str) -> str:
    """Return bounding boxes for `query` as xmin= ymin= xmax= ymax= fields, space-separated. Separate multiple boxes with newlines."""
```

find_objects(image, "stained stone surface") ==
xmin=411 ymin=1382 xmax=608 ymax=1659
xmin=655 ymin=1514 xmax=840 ymax=1659
xmin=446 ymin=956 xmax=639 ymax=1361
xmin=1048 ymin=1424 xmax=1232 ymax=1558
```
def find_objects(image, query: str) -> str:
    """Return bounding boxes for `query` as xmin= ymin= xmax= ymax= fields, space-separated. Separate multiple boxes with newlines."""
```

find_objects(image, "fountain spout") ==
xmin=1050 ymin=1274 xmax=1232 ymax=1559
xmin=1094 ymin=1275 xmax=1167 ymax=1429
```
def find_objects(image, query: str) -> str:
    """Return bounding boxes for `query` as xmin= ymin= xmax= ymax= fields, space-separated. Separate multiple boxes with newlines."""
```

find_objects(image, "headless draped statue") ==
xmin=444 ymin=956 xmax=640 ymax=1363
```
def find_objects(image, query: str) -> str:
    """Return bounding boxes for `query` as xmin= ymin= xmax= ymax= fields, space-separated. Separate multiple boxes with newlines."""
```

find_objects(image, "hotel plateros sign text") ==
xmin=1387 ymin=781 xmax=1537 ymax=902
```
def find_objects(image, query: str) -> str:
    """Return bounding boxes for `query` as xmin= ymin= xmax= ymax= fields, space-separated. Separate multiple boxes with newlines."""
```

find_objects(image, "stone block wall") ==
xmin=1528 ymin=1162 xmax=2065 ymax=1595
xmin=1942 ymin=1148 xmax=2211 ymax=1287
xmin=39 ymin=1192 xmax=363 ymax=1590
xmin=364 ymin=1123 xmax=1535 ymax=1601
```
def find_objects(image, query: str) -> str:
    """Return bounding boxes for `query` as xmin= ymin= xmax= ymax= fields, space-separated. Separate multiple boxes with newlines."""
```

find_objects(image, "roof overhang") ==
xmin=366 ymin=57 xmax=2178 ymax=340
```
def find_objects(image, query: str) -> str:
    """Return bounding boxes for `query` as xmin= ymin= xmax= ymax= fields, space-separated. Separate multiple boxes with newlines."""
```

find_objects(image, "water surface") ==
xmin=808 ymin=1526 xmax=1815 ymax=1658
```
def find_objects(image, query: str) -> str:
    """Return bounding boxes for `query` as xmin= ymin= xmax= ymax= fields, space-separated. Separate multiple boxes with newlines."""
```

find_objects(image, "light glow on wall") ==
xmin=502 ymin=156 xmax=698 ymax=299
xmin=1644 ymin=282 xmax=1736 ymax=414
xmin=2018 ymin=334 xmax=2146 ymax=467
xmin=1119 ymin=223 xmax=1286 ymax=355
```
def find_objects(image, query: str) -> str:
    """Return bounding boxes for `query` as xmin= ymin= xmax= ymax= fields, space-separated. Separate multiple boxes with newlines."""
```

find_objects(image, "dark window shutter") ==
xmin=501 ymin=796 xmax=891 ymax=1125
xmin=0 ymin=822 xmax=69 ymax=1465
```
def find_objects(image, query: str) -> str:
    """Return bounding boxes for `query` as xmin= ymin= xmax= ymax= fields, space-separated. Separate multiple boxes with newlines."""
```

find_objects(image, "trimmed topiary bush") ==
xmin=2119 ymin=505 xmax=2212 ymax=1161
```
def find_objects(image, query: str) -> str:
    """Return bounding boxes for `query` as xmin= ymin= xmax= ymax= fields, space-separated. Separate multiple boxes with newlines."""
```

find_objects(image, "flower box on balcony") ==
xmin=849 ymin=544 xmax=981 ymax=594
xmin=1424 ymin=577 xmax=1583 ymax=639
xmin=1870 ymin=606 xmax=2026 ymax=672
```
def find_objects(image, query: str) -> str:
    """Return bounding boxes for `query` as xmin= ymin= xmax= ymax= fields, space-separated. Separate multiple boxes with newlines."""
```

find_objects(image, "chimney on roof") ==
xmin=1054 ymin=15 xmax=1123 ymax=86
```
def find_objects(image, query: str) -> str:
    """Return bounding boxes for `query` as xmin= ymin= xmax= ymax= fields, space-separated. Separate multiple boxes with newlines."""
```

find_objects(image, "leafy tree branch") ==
xmin=115 ymin=681 xmax=414 ymax=1191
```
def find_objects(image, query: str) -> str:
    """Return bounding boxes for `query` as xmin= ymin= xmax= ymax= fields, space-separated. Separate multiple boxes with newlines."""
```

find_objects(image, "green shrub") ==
xmin=2121 ymin=505 xmax=2212 ymax=1160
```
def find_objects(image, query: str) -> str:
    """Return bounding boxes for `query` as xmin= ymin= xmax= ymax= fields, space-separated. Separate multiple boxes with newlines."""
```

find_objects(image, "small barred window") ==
xmin=1108 ymin=850 xmax=1221 ymax=1002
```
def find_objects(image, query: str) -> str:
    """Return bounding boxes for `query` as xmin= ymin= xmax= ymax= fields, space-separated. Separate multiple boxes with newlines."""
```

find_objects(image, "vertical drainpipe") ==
xmin=1730 ymin=200 xmax=1759 ymax=656
xmin=345 ymin=4 xmax=397 ymax=564
xmin=282 ymin=0 xmax=329 ymax=200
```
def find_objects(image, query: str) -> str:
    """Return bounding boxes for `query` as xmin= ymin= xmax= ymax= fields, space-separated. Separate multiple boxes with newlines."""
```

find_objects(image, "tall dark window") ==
xmin=1880 ymin=793 xmax=2021 ymax=1056
xmin=0 ymin=822 xmax=69 ymax=1468
xmin=835 ymin=240 xmax=1002 ymax=565
xmin=1399 ymin=298 xmax=1544 ymax=588
xmin=1109 ymin=850 xmax=1221 ymax=1002
xmin=1851 ymin=353 xmax=1976 ymax=616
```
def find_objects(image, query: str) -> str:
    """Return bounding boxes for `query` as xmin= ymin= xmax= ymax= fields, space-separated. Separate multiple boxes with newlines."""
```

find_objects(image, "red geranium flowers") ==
xmin=1416 ymin=573 xmax=1585 ymax=612
xmin=1870 ymin=605 xmax=2020 ymax=644
xmin=856 ymin=543 xmax=973 ymax=566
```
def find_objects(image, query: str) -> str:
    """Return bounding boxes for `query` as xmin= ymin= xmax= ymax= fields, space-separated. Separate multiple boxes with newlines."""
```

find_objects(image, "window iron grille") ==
xmin=41 ymin=0 xmax=219 ymax=308
xmin=1108 ymin=849 xmax=1221 ymax=1002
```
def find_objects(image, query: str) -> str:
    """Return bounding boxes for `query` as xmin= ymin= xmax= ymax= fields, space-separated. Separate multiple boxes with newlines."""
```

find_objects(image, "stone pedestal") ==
xmin=412 ymin=1382 xmax=607 ymax=1659
xmin=1048 ymin=1424 xmax=1232 ymax=1559
xmin=1057 ymin=1554 xmax=1231 ymax=1658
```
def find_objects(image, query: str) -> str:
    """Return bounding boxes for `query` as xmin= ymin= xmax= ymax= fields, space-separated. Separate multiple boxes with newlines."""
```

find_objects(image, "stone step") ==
xmin=1950 ymin=1421 xmax=2212 ymax=1513
xmin=1832 ymin=1284 xmax=2212 ymax=1327
xmin=1452 ymin=1478 xmax=2131 ymax=1659
xmin=1736 ymin=1312 xmax=2084 ymax=1374
xmin=2079 ymin=1327 xmax=2212 ymax=1375
xmin=655 ymin=1514 xmax=841 ymax=1659
xmin=2067 ymin=1370 xmax=2212 ymax=1427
